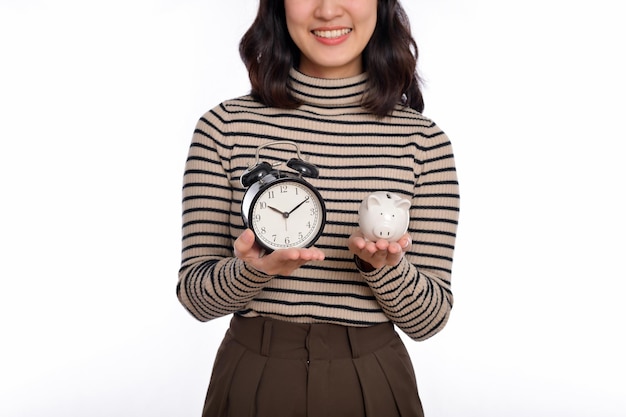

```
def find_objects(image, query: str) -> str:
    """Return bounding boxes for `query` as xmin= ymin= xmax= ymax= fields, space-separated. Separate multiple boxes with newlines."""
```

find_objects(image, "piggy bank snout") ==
xmin=373 ymin=223 xmax=398 ymax=239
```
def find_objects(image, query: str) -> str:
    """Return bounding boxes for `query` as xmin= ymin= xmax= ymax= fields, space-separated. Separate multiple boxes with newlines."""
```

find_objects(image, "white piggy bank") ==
xmin=358 ymin=191 xmax=411 ymax=241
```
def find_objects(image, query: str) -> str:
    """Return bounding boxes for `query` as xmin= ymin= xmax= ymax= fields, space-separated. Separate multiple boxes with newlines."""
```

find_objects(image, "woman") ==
xmin=177 ymin=0 xmax=460 ymax=416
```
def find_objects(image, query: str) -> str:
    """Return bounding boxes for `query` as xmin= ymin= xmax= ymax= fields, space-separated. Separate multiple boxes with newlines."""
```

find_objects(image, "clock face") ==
xmin=248 ymin=177 xmax=325 ymax=251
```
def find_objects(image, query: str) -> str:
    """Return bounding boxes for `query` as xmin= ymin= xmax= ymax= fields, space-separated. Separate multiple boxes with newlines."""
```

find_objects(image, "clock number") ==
xmin=259 ymin=202 xmax=267 ymax=210
xmin=267 ymin=191 xmax=275 ymax=199
xmin=280 ymin=185 xmax=288 ymax=193
xmin=285 ymin=237 xmax=291 ymax=245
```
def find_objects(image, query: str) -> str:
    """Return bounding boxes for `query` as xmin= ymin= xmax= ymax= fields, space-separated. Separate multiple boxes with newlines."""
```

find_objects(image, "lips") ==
xmin=312 ymin=28 xmax=352 ymax=39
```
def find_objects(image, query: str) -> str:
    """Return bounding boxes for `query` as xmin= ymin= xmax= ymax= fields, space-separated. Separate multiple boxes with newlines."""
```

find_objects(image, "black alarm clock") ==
xmin=240 ymin=141 xmax=326 ymax=252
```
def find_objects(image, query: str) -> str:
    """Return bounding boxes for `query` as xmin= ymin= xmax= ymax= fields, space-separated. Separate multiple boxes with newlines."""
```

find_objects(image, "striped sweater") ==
xmin=177 ymin=69 xmax=460 ymax=341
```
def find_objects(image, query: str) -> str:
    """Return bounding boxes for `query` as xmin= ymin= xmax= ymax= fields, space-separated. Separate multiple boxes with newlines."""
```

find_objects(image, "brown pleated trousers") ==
xmin=201 ymin=315 xmax=424 ymax=417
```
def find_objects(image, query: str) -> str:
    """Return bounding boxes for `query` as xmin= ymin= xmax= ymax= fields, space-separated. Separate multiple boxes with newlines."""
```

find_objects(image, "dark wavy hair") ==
xmin=239 ymin=0 xmax=424 ymax=117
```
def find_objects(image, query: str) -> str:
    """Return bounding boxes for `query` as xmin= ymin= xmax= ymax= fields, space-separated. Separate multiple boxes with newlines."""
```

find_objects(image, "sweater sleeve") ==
xmin=176 ymin=110 xmax=273 ymax=322
xmin=360 ymin=128 xmax=460 ymax=341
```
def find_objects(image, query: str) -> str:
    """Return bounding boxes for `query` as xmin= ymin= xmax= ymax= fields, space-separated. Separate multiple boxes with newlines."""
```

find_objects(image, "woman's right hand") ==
xmin=234 ymin=229 xmax=325 ymax=276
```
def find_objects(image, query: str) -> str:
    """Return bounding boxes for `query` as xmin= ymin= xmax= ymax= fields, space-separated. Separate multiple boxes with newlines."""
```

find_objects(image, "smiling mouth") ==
xmin=312 ymin=28 xmax=352 ymax=39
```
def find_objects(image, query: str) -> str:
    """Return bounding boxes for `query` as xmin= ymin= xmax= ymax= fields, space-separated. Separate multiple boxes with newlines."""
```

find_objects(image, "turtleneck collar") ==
xmin=288 ymin=68 xmax=368 ymax=107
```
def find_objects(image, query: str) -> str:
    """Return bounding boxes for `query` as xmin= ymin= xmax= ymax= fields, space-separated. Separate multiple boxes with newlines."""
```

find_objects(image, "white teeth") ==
xmin=312 ymin=28 xmax=352 ymax=39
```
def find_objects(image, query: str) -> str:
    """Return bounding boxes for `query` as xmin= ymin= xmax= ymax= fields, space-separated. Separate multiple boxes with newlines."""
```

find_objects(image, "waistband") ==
xmin=228 ymin=314 xmax=396 ymax=360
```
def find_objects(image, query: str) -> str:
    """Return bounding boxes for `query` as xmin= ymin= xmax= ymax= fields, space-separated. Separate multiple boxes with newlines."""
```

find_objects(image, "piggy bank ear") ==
xmin=396 ymin=198 xmax=411 ymax=210
xmin=366 ymin=194 xmax=383 ymax=208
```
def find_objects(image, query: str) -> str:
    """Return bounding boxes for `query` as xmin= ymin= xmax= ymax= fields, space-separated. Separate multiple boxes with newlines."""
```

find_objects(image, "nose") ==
xmin=314 ymin=0 xmax=344 ymax=20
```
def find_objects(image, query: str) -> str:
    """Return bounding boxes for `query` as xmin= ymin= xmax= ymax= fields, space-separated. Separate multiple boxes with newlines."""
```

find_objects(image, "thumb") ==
xmin=234 ymin=229 xmax=256 ymax=257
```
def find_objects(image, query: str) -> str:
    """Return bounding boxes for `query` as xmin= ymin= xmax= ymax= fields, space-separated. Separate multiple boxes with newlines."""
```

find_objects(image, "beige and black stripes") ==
xmin=177 ymin=69 xmax=460 ymax=341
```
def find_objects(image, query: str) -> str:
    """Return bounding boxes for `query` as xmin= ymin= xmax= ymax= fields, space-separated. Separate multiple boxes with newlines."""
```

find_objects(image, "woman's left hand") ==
xmin=348 ymin=230 xmax=412 ymax=270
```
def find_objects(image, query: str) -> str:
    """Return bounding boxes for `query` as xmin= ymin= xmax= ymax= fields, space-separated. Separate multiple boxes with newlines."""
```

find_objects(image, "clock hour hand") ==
xmin=268 ymin=205 xmax=289 ymax=219
xmin=288 ymin=196 xmax=310 ymax=215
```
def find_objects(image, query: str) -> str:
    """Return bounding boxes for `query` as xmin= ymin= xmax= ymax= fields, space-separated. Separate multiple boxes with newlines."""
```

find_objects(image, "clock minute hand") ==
xmin=287 ymin=196 xmax=310 ymax=215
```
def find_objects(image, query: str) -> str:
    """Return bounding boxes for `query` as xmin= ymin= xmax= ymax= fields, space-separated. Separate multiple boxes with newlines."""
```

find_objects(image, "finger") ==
xmin=364 ymin=240 xmax=379 ymax=255
xmin=349 ymin=234 xmax=367 ymax=251
xmin=387 ymin=241 xmax=403 ymax=254
xmin=375 ymin=239 xmax=391 ymax=251
xmin=303 ymin=247 xmax=325 ymax=261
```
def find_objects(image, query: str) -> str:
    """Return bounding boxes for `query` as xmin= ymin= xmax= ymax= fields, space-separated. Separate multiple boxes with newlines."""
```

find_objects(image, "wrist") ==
xmin=353 ymin=255 xmax=376 ymax=272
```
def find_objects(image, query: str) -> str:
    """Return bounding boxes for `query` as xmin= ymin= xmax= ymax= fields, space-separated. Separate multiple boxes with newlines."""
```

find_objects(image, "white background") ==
xmin=1 ymin=0 xmax=624 ymax=416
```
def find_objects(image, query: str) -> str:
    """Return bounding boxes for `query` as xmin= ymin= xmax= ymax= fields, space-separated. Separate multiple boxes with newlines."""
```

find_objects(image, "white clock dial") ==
xmin=249 ymin=178 xmax=325 ymax=251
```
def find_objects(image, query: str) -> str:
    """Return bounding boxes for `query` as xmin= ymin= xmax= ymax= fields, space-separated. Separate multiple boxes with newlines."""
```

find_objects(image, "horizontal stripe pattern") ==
xmin=177 ymin=69 xmax=460 ymax=341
